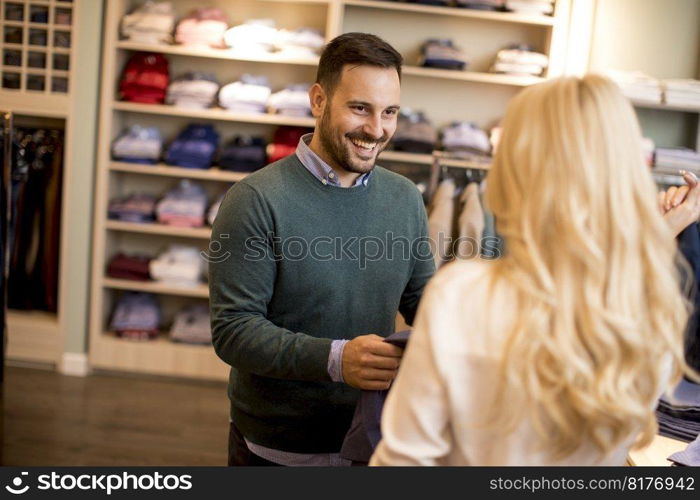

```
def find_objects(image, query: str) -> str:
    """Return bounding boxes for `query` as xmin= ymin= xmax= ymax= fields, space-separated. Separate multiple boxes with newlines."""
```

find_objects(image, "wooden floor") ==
xmin=1 ymin=365 xmax=229 ymax=466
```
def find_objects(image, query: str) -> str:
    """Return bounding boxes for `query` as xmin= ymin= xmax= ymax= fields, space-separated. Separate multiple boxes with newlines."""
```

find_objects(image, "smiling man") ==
xmin=209 ymin=33 xmax=435 ymax=466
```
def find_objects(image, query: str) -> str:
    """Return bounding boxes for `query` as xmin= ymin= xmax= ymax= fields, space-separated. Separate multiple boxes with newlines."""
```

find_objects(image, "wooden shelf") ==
xmin=6 ymin=310 xmax=60 ymax=365
xmin=105 ymin=220 xmax=212 ymax=239
xmin=3 ymin=42 xmax=71 ymax=54
xmin=112 ymin=101 xmax=317 ymax=127
xmin=439 ymin=158 xmax=492 ymax=170
xmin=379 ymin=151 xmax=433 ymax=165
xmin=342 ymin=0 xmax=555 ymax=26
xmin=3 ymin=66 xmax=69 ymax=77
xmin=110 ymin=161 xmax=249 ymax=182
xmin=23 ymin=0 xmax=74 ymax=6
xmin=627 ymin=434 xmax=686 ymax=466
xmin=91 ymin=333 xmax=228 ymax=381
xmin=403 ymin=65 xmax=544 ymax=87
xmin=116 ymin=40 xmax=320 ymax=66
xmin=379 ymin=150 xmax=491 ymax=169
xmin=103 ymin=277 xmax=210 ymax=298
xmin=631 ymin=99 xmax=700 ymax=114
xmin=258 ymin=0 xmax=330 ymax=3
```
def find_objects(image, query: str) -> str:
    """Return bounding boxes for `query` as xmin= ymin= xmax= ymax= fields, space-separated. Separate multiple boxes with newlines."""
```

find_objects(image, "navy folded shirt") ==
xmin=340 ymin=330 xmax=411 ymax=465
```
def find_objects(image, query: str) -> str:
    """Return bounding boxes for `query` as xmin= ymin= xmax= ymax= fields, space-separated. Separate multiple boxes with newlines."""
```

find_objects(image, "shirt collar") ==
xmin=295 ymin=133 xmax=371 ymax=187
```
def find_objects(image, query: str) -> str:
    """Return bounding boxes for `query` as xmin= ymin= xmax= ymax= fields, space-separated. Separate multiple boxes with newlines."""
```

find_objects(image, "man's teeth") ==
xmin=351 ymin=139 xmax=377 ymax=150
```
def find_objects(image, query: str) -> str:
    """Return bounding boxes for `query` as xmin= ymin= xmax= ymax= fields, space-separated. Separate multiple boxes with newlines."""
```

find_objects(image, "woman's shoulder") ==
xmin=427 ymin=259 xmax=495 ymax=298
xmin=420 ymin=259 xmax=513 ymax=355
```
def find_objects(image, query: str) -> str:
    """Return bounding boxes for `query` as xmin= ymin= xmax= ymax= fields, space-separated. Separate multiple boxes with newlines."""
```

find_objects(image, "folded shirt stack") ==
xmin=668 ymin=434 xmax=700 ymax=466
xmin=120 ymin=1 xmax=175 ymax=45
xmin=149 ymin=245 xmax=204 ymax=287
xmin=455 ymin=0 xmax=505 ymax=11
xmin=218 ymin=136 xmax=268 ymax=172
xmin=419 ymin=39 xmax=469 ymax=71
xmin=267 ymin=84 xmax=312 ymax=117
xmin=218 ymin=75 xmax=271 ymax=114
xmin=111 ymin=125 xmax=162 ymax=164
xmin=275 ymin=28 xmax=325 ymax=58
xmin=267 ymin=126 xmax=309 ymax=163
xmin=156 ymin=180 xmax=208 ymax=228
xmin=654 ymin=148 xmax=700 ymax=175
xmin=391 ymin=109 xmax=437 ymax=154
xmin=606 ymin=70 xmax=663 ymax=104
xmin=504 ymin=0 xmax=554 ymax=15
xmin=166 ymin=72 xmax=220 ymax=109
xmin=110 ymin=292 xmax=161 ymax=341
xmin=175 ymin=7 xmax=228 ymax=48
xmin=411 ymin=0 xmax=451 ymax=6
xmin=656 ymin=378 xmax=700 ymax=442
xmin=107 ymin=253 xmax=152 ymax=281
xmin=165 ymin=124 xmax=219 ymax=169
xmin=664 ymin=79 xmax=700 ymax=108
xmin=224 ymin=19 xmax=278 ymax=56
xmin=207 ymin=194 xmax=225 ymax=226
xmin=170 ymin=304 xmax=211 ymax=345
xmin=491 ymin=44 xmax=548 ymax=76
xmin=440 ymin=122 xmax=492 ymax=160
xmin=108 ymin=194 xmax=157 ymax=223
xmin=119 ymin=52 xmax=169 ymax=104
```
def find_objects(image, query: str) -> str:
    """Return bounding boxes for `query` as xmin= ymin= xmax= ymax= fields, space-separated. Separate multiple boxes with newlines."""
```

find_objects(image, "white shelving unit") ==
xmin=90 ymin=0 xmax=571 ymax=381
xmin=630 ymin=98 xmax=700 ymax=187
xmin=1 ymin=0 xmax=82 ymax=367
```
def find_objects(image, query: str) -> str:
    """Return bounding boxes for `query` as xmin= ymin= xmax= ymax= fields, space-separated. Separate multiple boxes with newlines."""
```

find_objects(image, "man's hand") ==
xmin=658 ymin=171 xmax=700 ymax=237
xmin=342 ymin=334 xmax=403 ymax=390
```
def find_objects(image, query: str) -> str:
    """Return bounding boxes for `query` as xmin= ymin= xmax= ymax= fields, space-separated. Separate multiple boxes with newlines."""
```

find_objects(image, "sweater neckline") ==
xmin=289 ymin=154 xmax=373 ymax=197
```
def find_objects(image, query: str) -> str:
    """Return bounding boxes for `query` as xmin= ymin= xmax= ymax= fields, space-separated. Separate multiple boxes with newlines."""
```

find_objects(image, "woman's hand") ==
xmin=658 ymin=171 xmax=700 ymax=237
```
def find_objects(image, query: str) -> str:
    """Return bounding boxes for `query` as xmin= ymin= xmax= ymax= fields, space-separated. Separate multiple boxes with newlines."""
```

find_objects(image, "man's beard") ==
xmin=318 ymin=108 xmax=389 ymax=175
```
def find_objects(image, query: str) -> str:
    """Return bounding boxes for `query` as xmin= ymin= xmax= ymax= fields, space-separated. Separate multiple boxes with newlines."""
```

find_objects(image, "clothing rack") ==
xmin=428 ymin=150 xmax=490 ymax=204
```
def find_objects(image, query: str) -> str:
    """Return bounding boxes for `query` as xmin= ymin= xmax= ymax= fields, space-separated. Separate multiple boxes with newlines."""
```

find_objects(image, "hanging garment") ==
xmin=456 ymin=182 xmax=484 ymax=259
xmin=8 ymin=128 xmax=63 ymax=312
xmin=428 ymin=178 xmax=456 ymax=269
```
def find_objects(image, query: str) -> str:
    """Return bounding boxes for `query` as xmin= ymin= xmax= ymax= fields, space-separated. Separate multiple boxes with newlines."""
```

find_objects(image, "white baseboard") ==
xmin=59 ymin=352 xmax=90 ymax=377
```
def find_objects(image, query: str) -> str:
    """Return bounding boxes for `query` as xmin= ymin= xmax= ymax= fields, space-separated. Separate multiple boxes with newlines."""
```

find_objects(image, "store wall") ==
xmin=588 ymin=0 xmax=700 ymax=149
xmin=63 ymin=0 xmax=104 ymax=357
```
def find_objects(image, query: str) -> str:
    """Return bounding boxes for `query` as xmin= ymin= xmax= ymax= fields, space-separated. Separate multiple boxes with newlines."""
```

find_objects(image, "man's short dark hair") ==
xmin=316 ymin=32 xmax=403 ymax=96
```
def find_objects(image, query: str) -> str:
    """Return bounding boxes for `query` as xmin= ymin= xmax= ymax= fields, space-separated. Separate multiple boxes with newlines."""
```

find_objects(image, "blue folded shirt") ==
xmin=165 ymin=123 xmax=219 ymax=169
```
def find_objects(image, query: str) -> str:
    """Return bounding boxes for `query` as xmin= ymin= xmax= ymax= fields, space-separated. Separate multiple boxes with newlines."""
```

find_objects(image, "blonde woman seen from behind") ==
xmin=370 ymin=75 xmax=698 ymax=466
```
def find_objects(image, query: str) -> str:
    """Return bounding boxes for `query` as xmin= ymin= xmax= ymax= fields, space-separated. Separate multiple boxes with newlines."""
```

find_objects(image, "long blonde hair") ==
xmin=485 ymin=74 xmax=691 ymax=459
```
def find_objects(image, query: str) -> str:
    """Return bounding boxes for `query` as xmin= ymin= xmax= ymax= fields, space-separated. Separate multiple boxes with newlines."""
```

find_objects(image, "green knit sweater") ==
xmin=209 ymin=153 xmax=435 ymax=453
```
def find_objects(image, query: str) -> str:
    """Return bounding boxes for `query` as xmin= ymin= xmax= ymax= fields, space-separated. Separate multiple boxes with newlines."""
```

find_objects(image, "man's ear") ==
xmin=309 ymin=83 xmax=327 ymax=118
